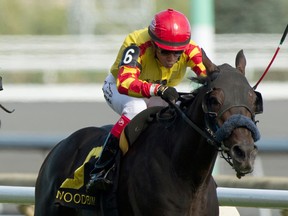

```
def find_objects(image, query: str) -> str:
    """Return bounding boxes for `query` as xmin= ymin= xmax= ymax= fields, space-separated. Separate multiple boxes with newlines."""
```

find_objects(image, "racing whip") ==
xmin=253 ymin=24 xmax=288 ymax=90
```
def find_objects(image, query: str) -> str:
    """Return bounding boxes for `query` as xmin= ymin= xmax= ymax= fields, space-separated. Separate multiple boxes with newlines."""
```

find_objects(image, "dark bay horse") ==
xmin=34 ymin=50 xmax=263 ymax=216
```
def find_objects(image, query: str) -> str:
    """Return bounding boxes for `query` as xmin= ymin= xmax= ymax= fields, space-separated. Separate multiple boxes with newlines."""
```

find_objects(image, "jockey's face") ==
xmin=155 ymin=46 xmax=183 ymax=68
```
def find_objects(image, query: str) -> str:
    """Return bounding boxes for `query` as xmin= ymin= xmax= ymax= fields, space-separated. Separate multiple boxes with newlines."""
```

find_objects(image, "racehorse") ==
xmin=34 ymin=50 xmax=263 ymax=216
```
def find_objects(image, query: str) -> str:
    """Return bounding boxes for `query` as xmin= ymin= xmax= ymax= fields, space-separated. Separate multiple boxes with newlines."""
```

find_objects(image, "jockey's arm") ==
xmin=116 ymin=44 xmax=160 ymax=98
xmin=185 ymin=43 xmax=207 ymax=77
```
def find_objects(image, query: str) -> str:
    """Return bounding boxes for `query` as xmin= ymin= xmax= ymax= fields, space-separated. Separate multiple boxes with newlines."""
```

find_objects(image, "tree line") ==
xmin=0 ymin=0 xmax=287 ymax=34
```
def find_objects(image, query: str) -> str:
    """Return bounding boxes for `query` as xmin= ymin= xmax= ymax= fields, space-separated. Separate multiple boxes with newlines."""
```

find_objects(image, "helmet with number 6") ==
xmin=148 ymin=9 xmax=191 ymax=51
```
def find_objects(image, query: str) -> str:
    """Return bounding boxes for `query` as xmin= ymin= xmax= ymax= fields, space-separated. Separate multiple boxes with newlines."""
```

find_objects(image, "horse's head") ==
xmin=202 ymin=49 xmax=263 ymax=178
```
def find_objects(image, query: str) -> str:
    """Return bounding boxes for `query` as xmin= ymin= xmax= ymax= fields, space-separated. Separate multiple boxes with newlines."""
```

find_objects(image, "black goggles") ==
xmin=157 ymin=47 xmax=184 ymax=56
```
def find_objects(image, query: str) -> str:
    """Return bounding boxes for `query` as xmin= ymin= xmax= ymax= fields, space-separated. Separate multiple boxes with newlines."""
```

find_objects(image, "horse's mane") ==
xmin=187 ymin=71 xmax=220 ymax=94
xmin=188 ymin=76 xmax=207 ymax=85
xmin=189 ymin=70 xmax=220 ymax=83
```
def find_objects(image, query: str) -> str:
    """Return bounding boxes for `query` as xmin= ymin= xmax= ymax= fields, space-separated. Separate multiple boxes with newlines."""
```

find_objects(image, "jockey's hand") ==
xmin=157 ymin=85 xmax=179 ymax=103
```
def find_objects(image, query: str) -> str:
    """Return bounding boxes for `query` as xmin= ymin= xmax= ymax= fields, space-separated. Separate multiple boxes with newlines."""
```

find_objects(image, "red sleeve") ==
xmin=185 ymin=44 xmax=207 ymax=77
xmin=117 ymin=66 xmax=160 ymax=98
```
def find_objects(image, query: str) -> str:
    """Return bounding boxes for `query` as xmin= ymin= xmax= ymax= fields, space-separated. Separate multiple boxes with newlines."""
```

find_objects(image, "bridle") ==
xmin=168 ymin=69 xmax=263 ymax=174
xmin=168 ymin=100 xmax=238 ymax=173
xmin=169 ymin=100 xmax=221 ymax=149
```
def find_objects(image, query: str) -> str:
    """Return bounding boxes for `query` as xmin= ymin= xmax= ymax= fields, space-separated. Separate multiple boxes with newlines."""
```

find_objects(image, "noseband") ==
xmin=214 ymin=114 xmax=260 ymax=143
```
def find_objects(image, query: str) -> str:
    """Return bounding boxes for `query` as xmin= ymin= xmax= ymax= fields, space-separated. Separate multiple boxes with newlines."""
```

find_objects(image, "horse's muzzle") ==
xmin=230 ymin=144 xmax=258 ymax=178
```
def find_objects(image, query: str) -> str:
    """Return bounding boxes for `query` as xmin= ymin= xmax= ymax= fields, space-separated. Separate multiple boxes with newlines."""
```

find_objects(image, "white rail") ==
xmin=0 ymin=34 xmax=287 ymax=72
xmin=218 ymin=187 xmax=288 ymax=209
xmin=1 ymin=186 xmax=288 ymax=209
xmin=0 ymin=186 xmax=34 ymax=204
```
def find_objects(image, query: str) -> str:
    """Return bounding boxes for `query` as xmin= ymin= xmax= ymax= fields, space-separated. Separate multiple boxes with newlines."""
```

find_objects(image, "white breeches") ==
xmin=102 ymin=74 xmax=167 ymax=120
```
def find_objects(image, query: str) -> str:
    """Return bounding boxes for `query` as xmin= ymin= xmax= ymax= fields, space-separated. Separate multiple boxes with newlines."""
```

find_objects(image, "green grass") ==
xmin=1 ymin=70 xmax=108 ymax=84
xmin=0 ymin=0 xmax=67 ymax=35
xmin=2 ymin=71 xmax=43 ymax=84
xmin=57 ymin=70 xmax=108 ymax=84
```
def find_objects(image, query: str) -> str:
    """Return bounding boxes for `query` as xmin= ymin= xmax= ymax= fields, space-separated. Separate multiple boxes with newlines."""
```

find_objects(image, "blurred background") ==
xmin=0 ymin=0 xmax=288 ymax=215
xmin=0 ymin=0 xmax=287 ymax=84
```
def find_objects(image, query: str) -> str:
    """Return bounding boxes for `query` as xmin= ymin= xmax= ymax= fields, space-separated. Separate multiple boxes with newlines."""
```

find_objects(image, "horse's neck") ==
xmin=172 ymin=97 xmax=218 ymax=187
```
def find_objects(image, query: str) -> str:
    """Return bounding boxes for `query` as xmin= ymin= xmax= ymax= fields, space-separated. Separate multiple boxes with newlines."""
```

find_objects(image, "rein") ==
xmin=169 ymin=102 xmax=236 ymax=168
xmin=0 ymin=104 xmax=15 ymax=113
xmin=169 ymin=101 xmax=220 ymax=148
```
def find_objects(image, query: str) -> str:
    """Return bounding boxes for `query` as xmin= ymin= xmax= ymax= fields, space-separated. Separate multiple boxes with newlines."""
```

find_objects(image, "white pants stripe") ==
xmin=102 ymin=74 xmax=167 ymax=120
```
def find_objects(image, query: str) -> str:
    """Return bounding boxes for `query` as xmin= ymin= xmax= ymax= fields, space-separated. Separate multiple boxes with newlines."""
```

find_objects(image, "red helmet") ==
xmin=148 ymin=9 xmax=191 ymax=51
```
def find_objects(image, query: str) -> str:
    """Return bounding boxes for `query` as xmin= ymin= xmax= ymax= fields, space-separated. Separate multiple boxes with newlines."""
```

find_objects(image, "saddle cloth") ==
xmin=54 ymin=106 xmax=167 ymax=211
xmin=55 ymin=146 xmax=102 ymax=209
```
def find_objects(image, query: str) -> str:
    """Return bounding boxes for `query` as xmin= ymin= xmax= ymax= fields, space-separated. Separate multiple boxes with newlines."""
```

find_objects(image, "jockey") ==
xmin=86 ymin=8 xmax=207 ymax=192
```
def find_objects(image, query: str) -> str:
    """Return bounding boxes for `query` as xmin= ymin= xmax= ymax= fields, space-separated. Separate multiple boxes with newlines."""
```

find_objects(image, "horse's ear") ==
xmin=201 ymin=48 xmax=217 ymax=75
xmin=235 ymin=49 xmax=246 ymax=75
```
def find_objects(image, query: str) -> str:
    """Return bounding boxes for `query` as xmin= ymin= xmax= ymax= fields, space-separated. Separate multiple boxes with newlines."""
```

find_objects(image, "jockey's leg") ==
xmin=86 ymin=114 xmax=130 ymax=192
xmin=86 ymin=74 xmax=167 ymax=192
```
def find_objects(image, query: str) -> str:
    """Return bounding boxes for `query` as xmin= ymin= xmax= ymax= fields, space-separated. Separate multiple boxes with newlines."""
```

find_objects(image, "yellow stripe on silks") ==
xmin=127 ymin=89 xmax=143 ymax=98
xmin=60 ymin=146 xmax=103 ymax=189
xmin=121 ymin=66 xmax=138 ymax=74
xmin=198 ymin=63 xmax=206 ymax=72
xmin=120 ymin=77 xmax=136 ymax=90
xmin=189 ymin=47 xmax=199 ymax=59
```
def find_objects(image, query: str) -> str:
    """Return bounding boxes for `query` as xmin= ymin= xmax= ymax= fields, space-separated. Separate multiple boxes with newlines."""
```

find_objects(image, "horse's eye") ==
xmin=208 ymin=97 xmax=221 ymax=112
xmin=210 ymin=97 xmax=219 ymax=105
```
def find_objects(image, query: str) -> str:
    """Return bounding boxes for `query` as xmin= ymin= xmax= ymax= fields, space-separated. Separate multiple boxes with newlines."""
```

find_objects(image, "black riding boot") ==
xmin=86 ymin=133 xmax=119 ymax=193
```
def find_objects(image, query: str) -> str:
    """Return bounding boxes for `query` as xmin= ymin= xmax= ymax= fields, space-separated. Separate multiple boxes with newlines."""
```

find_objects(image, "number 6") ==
xmin=123 ymin=48 xmax=135 ymax=64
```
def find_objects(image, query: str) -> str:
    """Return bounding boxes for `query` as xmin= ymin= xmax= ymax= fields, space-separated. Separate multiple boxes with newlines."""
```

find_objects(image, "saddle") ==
xmin=119 ymin=106 xmax=165 ymax=154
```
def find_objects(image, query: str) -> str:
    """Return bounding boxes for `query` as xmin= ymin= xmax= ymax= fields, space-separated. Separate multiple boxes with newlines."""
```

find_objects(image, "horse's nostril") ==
xmin=233 ymin=145 xmax=245 ymax=159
